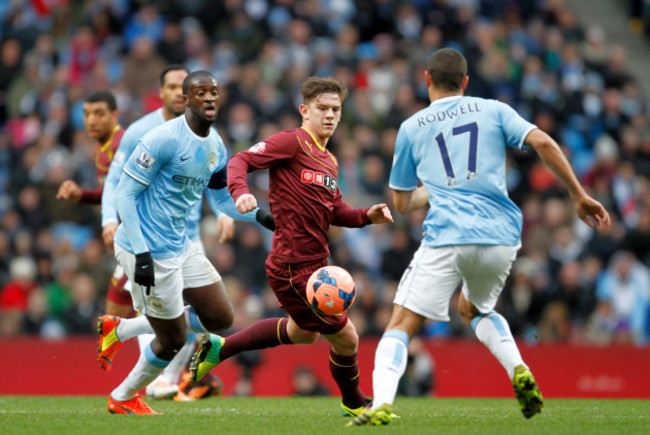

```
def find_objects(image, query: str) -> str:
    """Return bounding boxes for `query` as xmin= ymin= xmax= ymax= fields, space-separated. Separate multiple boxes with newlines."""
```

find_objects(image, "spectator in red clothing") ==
xmin=0 ymin=256 xmax=38 ymax=336
xmin=67 ymin=26 xmax=98 ymax=85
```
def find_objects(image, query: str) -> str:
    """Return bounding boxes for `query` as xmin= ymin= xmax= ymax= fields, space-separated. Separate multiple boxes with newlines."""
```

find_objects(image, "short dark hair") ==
xmin=160 ymin=64 xmax=189 ymax=87
xmin=427 ymin=48 xmax=467 ymax=92
xmin=84 ymin=90 xmax=117 ymax=111
xmin=182 ymin=70 xmax=217 ymax=94
xmin=301 ymin=76 xmax=348 ymax=105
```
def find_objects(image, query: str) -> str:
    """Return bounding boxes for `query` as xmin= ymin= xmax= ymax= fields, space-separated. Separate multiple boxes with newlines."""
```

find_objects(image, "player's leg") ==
xmin=322 ymin=319 xmax=371 ymax=416
xmin=109 ymin=314 xmax=187 ymax=414
xmin=105 ymin=267 xmax=133 ymax=317
xmin=271 ymin=258 xmax=368 ymax=415
xmin=107 ymin=250 xmax=189 ymax=415
xmin=349 ymin=245 xmax=460 ymax=426
xmin=346 ymin=305 xmax=425 ymax=426
xmin=99 ymin=270 xmax=134 ymax=371
xmin=459 ymin=244 xmax=543 ymax=418
xmin=148 ymin=334 xmax=196 ymax=401
xmin=188 ymin=258 xmax=322 ymax=382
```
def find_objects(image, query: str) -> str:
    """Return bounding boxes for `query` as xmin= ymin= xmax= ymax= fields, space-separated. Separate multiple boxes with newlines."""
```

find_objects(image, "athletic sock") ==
xmin=371 ymin=330 xmax=409 ymax=409
xmin=117 ymin=306 xmax=205 ymax=342
xmin=111 ymin=343 xmax=171 ymax=401
xmin=220 ymin=318 xmax=290 ymax=360
xmin=472 ymin=311 xmax=525 ymax=380
xmin=160 ymin=333 xmax=196 ymax=385
xmin=116 ymin=315 xmax=152 ymax=341
xmin=138 ymin=333 xmax=155 ymax=354
xmin=330 ymin=349 xmax=366 ymax=409
xmin=184 ymin=306 xmax=207 ymax=333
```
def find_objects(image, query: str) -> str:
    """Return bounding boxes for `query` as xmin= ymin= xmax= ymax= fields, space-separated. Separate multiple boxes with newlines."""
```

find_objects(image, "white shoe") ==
xmin=146 ymin=379 xmax=179 ymax=399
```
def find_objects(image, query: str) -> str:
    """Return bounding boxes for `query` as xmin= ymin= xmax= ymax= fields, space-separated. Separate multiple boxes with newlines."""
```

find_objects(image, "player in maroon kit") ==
xmin=191 ymin=76 xmax=393 ymax=417
xmin=56 ymin=90 xmax=132 ymax=317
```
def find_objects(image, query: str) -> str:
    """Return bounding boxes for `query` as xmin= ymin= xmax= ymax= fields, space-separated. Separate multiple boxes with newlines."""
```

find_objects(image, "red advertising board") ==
xmin=1 ymin=337 xmax=648 ymax=398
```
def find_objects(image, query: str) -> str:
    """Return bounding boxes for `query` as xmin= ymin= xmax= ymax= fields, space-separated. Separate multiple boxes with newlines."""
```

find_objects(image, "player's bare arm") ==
xmin=392 ymin=186 xmax=428 ymax=215
xmin=525 ymin=129 xmax=611 ymax=230
xmin=102 ymin=222 xmax=118 ymax=250
xmin=56 ymin=180 xmax=82 ymax=202
xmin=235 ymin=193 xmax=258 ymax=214
xmin=367 ymin=203 xmax=394 ymax=224
xmin=216 ymin=215 xmax=235 ymax=243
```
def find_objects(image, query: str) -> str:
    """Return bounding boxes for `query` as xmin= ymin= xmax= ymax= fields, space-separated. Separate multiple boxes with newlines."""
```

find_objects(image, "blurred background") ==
xmin=1 ymin=0 xmax=650 ymax=398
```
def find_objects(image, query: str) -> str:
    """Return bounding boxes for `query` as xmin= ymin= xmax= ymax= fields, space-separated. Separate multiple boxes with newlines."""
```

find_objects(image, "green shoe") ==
xmin=341 ymin=397 xmax=372 ymax=417
xmin=346 ymin=403 xmax=394 ymax=426
xmin=190 ymin=334 xmax=225 ymax=382
xmin=512 ymin=365 xmax=544 ymax=419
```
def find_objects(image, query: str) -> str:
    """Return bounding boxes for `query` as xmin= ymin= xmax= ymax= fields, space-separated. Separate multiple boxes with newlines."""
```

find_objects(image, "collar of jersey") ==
xmin=182 ymin=115 xmax=210 ymax=141
xmin=100 ymin=125 xmax=122 ymax=151
xmin=301 ymin=126 xmax=326 ymax=152
xmin=155 ymin=108 xmax=165 ymax=123
xmin=429 ymin=95 xmax=462 ymax=107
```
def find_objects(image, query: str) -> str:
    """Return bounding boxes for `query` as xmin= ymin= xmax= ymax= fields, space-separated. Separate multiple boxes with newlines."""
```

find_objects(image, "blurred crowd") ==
xmin=1 ymin=0 xmax=649 ymax=347
xmin=626 ymin=0 xmax=650 ymax=36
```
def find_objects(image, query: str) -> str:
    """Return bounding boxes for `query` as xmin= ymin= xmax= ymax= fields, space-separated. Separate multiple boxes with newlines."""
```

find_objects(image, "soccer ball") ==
xmin=306 ymin=266 xmax=356 ymax=316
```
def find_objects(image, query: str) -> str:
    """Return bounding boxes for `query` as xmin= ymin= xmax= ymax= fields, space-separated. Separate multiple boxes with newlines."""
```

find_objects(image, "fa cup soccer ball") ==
xmin=306 ymin=266 xmax=356 ymax=316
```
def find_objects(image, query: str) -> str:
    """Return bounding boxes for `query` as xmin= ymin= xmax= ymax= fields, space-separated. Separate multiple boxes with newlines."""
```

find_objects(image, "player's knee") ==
xmin=329 ymin=325 xmax=359 ymax=354
xmin=290 ymin=329 xmax=319 ymax=344
xmin=156 ymin=332 xmax=187 ymax=359
xmin=201 ymin=306 xmax=234 ymax=332
xmin=303 ymin=331 xmax=319 ymax=344
xmin=457 ymin=299 xmax=478 ymax=324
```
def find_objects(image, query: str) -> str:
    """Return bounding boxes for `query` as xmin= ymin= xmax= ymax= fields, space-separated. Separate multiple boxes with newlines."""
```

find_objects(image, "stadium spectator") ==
xmin=595 ymin=251 xmax=650 ymax=344
xmin=292 ymin=365 xmax=329 ymax=397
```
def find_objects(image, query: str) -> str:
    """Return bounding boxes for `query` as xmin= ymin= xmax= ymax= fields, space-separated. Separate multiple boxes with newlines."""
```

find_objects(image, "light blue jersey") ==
xmin=114 ymin=115 xmax=256 ymax=258
xmin=389 ymin=95 xmax=536 ymax=247
xmin=102 ymin=108 xmax=222 ymax=241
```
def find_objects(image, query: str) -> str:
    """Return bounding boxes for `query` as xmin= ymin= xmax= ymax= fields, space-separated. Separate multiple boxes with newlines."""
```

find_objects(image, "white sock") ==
xmin=117 ymin=306 xmax=206 ymax=341
xmin=111 ymin=343 xmax=170 ymax=401
xmin=371 ymin=330 xmax=409 ymax=409
xmin=472 ymin=311 xmax=525 ymax=379
xmin=138 ymin=333 xmax=155 ymax=354
xmin=160 ymin=333 xmax=196 ymax=385
xmin=116 ymin=315 xmax=153 ymax=341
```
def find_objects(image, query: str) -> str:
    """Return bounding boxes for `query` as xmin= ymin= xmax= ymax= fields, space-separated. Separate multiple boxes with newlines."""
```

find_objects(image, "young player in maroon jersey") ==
xmin=56 ymin=91 xmax=131 ymax=317
xmin=191 ymin=76 xmax=394 ymax=417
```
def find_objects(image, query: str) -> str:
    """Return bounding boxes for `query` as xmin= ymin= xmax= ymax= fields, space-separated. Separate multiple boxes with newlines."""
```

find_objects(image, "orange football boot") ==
xmin=97 ymin=315 xmax=127 ymax=371
xmin=107 ymin=395 xmax=162 ymax=415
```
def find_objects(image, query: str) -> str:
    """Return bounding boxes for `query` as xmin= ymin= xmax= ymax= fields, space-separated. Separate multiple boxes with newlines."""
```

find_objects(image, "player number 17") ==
xmin=434 ymin=122 xmax=479 ymax=186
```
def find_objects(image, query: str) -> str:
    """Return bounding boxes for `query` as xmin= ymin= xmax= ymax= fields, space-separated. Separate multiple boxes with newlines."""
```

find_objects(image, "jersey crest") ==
xmin=136 ymin=151 xmax=156 ymax=171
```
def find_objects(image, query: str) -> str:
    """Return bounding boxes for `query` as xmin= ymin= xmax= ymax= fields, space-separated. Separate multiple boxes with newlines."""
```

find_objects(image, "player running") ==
xmin=348 ymin=48 xmax=610 ymax=426
xmin=190 ymin=76 xmax=393 ymax=418
xmin=97 ymin=70 xmax=274 ymax=415
xmin=99 ymin=65 xmax=233 ymax=401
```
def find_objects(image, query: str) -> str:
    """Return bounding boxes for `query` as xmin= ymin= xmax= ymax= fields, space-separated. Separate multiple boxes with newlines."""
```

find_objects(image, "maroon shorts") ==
xmin=106 ymin=265 xmax=132 ymax=305
xmin=265 ymin=257 xmax=348 ymax=335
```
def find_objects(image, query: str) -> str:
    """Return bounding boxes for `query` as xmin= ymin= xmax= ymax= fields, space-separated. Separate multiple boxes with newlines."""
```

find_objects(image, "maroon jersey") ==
xmin=81 ymin=125 xmax=125 ymax=203
xmin=228 ymin=127 xmax=370 ymax=263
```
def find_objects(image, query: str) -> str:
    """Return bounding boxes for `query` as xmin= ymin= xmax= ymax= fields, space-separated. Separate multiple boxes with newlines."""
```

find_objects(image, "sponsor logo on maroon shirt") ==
xmin=249 ymin=142 xmax=266 ymax=154
xmin=301 ymin=169 xmax=336 ymax=192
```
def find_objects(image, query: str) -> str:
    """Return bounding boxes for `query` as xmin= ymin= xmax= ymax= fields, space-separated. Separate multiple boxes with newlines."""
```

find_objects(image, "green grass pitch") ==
xmin=1 ymin=396 xmax=648 ymax=434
